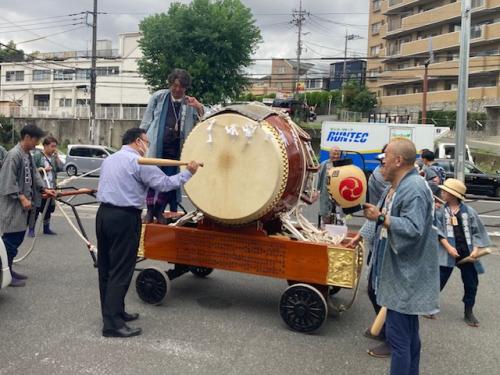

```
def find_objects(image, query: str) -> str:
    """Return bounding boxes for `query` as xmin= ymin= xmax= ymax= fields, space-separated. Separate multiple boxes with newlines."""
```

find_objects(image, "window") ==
xmin=370 ymin=45 xmax=380 ymax=56
xmin=59 ymin=98 xmax=72 ymax=107
xmin=91 ymin=148 xmax=108 ymax=158
xmin=96 ymin=66 xmax=119 ymax=76
xmin=396 ymin=88 xmax=407 ymax=95
xmin=6 ymin=71 xmax=24 ymax=82
xmin=33 ymin=70 xmax=51 ymax=81
xmin=373 ymin=0 xmax=381 ymax=11
xmin=76 ymin=99 xmax=89 ymax=106
xmin=69 ymin=147 xmax=92 ymax=157
xmin=54 ymin=69 xmax=75 ymax=80
xmin=371 ymin=22 xmax=382 ymax=35
xmin=33 ymin=94 xmax=50 ymax=107
xmin=469 ymin=74 xmax=497 ymax=88
xmin=76 ymin=69 xmax=91 ymax=80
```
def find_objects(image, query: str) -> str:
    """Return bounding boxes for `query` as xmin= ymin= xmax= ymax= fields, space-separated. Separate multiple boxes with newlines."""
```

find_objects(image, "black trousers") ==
xmin=96 ymin=204 xmax=141 ymax=330
xmin=440 ymin=264 xmax=479 ymax=308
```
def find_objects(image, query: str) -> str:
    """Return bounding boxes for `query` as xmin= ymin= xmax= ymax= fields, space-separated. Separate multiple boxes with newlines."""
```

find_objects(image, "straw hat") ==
xmin=439 ymin=178 xmax=466 ymax=200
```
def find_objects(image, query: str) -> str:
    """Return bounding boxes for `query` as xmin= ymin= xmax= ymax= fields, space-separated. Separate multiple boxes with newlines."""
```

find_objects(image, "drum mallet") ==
xmin=138 ymin=157 xmax=204 ymax=167
xmin=370 ymin=306 xmax=387 ymax=337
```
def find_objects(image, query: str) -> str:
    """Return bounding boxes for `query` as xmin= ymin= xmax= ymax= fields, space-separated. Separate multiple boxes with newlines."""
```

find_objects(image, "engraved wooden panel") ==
xmin=143 ymin=225 xmax=331 ymax=285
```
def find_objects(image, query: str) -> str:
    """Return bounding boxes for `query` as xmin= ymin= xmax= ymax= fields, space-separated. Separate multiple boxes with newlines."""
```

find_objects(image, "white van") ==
xmin=435 ymin=143 xmax=474 ymax=164
xmin=0 ymin=238 xmax=12 ymax=289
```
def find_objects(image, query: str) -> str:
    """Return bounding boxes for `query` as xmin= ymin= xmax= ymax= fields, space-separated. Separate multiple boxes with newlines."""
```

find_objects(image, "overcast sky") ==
xmin=0 ymin=0 xmax=369 ymax=74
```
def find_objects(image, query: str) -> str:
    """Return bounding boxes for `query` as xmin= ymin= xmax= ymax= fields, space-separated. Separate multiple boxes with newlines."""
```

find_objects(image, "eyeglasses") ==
xmin=138 ymin=138 xmax=150 ymax=146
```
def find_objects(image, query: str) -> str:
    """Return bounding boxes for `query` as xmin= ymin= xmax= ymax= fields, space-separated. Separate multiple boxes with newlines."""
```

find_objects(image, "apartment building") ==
xmin=367 ymin=0 xmax=500 ymax=119
xmin=0 ymin=32 xmax=151 ymax=120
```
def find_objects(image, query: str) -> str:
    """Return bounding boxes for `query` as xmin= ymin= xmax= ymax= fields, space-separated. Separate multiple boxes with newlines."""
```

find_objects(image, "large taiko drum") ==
xmin=181 ymin=104 xmax=313 ymax=225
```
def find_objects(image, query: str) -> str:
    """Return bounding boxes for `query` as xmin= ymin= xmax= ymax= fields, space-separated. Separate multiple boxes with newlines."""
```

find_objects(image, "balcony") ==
xmin=391 ymin=22 xmax=500 ymax=57
xmin=386 ymin=0 xmax=500 ymax=36
xmin=377 ymin=55 xmax=500 ymax=85
xmin=380 ymin=86 xmax=500 ymax=107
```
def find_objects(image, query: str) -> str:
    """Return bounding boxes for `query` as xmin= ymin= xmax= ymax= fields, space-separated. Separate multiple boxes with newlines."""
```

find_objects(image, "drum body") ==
xmin=181 ymin=104 xmax=310 ymax=225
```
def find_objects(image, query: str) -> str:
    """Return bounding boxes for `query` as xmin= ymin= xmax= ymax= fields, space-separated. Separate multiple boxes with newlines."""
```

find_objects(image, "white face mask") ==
xmin=138 ymin=139 xmax=149 ymax=157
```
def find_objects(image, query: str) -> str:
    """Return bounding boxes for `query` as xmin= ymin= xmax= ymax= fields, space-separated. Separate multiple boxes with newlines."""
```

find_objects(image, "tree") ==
xmin=342 ymin=81 xmax=377 ymax=114
xmin=138 ymin=0 xmax=262 ymax=104
xmin=0 ymin=41 xmax=24 ymax=62
xmin=350 ymin=89 xmax=377 ymax=114
xmin=0 ymin=115 xmax=18 ymax=149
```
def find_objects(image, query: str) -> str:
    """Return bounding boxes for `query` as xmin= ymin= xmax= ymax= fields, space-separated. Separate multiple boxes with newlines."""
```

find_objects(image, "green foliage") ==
xmin=350 ymin=89 xmax=377 ymax=114
xmin=0 ymin=115 xmax=18 ymax=149
xmin=138 ymin=0 xmax=262 ymax=104
xmin=340 ymin=82 xmax=377 ymax=114
xmin=0 ymin=41 xmax=24 ymax=62
xmin=418 ymin=111 xmax=487 ymax=130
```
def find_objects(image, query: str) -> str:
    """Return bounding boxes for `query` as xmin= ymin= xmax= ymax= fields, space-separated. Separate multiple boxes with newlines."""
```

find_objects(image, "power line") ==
xmin=0 ymin=12 xmax=85 ymax=26
xmin=0 ymin=21 xmax=86 ymax=33
xmin=0 ymin=17 xmax=86 ymax=29
xmin=17 ymin=26 xmax=87 ymax=44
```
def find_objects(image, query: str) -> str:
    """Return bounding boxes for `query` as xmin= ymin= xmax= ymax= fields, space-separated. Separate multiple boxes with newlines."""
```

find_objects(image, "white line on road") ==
xmin=479 ymin=215 xmax=500 ymax=219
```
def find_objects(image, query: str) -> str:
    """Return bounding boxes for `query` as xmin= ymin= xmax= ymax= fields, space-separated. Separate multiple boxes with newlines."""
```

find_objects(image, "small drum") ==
xmin=181 ymin=104 xmax=317 ymax=225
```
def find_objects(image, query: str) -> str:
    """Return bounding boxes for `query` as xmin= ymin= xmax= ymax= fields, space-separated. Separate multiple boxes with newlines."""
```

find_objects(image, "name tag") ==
xmin=451 ymin=216 xmax=458 ymax=226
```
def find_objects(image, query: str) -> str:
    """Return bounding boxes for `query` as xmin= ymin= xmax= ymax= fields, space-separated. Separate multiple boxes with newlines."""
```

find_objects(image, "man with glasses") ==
xmin=96 ymin=127 xmax=199 ymax=338
xmin=140 ymin=68 xmax=204 ymax=224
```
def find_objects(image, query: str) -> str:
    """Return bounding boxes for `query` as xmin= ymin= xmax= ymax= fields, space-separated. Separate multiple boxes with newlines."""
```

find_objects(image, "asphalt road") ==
xmin=1 ymin=176 xmax=499 ymax=375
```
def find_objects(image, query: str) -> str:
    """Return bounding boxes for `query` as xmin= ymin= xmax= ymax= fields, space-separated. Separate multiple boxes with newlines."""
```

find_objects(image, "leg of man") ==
xmin=440 ymin=266 xmax=453 ymax=291
xmin=97 ymin=205 xmax=141 ymax=331
xmin=2 ymin=231 xmax=28 ymax=285
xmin=96 ymin=206 xmax=111 ymax=328
xmin=409 ymin=314 xmax=421 ymax=375
xmin=386 ymin=309 xmax=420 ymax=375
xmin=459 ymin=263 xmax=479 ymax=326
xmin=42 ymin=199 xmax=57 ymax=235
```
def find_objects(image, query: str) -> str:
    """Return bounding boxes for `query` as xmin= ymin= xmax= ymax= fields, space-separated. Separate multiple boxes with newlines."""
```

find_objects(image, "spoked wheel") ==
xmin=189 ymin=266 xmax=214 ymax=278
xmin=279 ymin=283 xmax=328 ymax=333
xmin=135 ymin=267 xmax=171 ymax=305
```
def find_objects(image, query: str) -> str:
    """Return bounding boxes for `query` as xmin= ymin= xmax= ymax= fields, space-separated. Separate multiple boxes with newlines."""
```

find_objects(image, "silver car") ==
xmin=65 ymin=144 xmax=116 ymax=176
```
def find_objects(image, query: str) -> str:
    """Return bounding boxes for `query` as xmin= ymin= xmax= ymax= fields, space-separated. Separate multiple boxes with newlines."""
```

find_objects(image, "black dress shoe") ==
xmin=103 ymin=325 xmax=142 ymax=338
xmin=122 ymin=312 xmax=139 ymax=322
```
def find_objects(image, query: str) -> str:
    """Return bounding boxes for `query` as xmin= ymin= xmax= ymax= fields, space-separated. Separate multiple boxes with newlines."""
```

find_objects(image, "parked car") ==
xmin=434 ymin=158 xmax=500 ymax=197
xmin=65 ymin=144 xmax=117 ymax=176
xmin=0 ymin=238 xmax=12 ymax=289
xmin=271 ymin=98 xmax=309 ymax=120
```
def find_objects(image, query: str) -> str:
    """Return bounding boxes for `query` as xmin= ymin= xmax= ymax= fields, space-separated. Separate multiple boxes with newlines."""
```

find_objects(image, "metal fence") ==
xmin=8 ymin=105 xmax=146 ymax=121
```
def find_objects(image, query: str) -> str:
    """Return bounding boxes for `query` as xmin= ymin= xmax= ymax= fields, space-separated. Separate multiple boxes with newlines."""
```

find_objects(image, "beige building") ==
xmin=367 ymin=0 xmax=500 ymax=121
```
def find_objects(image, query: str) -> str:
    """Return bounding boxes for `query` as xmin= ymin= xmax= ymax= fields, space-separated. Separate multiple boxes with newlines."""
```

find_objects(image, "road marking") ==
xmin=488 ymin=231 xmax=500 ymax=237
xmin=479 ymin=215 xmax=500 ymax=219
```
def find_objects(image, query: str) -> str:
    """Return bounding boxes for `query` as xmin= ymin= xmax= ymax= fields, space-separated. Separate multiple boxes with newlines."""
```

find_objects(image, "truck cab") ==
xmin=435 ymin=143 xmax=474 ymax=163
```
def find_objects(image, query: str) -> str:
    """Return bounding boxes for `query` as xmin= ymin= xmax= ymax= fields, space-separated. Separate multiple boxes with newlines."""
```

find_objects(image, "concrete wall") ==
xmin=12 ymin=117 xmax=141 ymax=148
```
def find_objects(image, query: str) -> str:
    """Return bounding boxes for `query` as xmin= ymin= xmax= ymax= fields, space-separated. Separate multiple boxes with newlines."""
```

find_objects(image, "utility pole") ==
xmin=455 ymin=0 xmax=472 ymax=182
xmin=421 ymin=61 xmax=429 ymax=124
xmin=342 ymin=31 xmax=362 ymax=104
xmin=89 ymin=0 xmax=97 ymax=144
xmin=422 ymin=37 xmax=434 ymax=125
xmin=292 ymin=0 xmax=307 ymax=96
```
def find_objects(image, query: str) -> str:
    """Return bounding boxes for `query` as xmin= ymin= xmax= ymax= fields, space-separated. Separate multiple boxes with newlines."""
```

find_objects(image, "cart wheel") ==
xmin=189 ymin=266 xmax=214 ymax=278
xmin=279 ymin=283 xmax=328 ymax=333
xmin=135 ymin=267 xmax=171 ymax=305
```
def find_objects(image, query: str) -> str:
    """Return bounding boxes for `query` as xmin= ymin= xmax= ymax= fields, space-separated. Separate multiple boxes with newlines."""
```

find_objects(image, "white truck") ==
xmin=320 ymin=121 xmax=472 ymax=171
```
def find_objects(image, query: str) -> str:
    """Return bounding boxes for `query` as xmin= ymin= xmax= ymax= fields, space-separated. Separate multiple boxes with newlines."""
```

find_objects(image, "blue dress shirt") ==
xmin=97 ymin=145 xmax=192 ymax=209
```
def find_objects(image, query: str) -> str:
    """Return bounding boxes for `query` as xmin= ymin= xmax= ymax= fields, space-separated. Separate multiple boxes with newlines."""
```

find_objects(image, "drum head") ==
xmin=181 ymin=113 xmax=287 ymax=225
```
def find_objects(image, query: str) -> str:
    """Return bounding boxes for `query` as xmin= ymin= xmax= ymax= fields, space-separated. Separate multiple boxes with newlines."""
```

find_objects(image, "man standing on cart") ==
xmin=362 ymin=138 xmax=439 ymax=375
xmin=96 ymin=128 xmax=199 ymax=338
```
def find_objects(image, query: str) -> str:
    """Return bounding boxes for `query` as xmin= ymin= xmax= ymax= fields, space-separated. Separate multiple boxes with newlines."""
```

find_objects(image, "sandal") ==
xmin=367 ymin=342 xmax=391 ymax=358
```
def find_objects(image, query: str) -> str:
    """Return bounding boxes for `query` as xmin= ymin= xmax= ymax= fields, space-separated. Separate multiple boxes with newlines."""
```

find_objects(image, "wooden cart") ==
xmin=135 ymin=222 xmax=363 ymax=333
